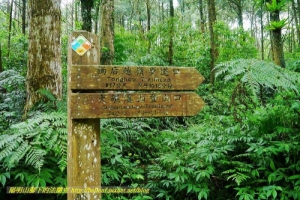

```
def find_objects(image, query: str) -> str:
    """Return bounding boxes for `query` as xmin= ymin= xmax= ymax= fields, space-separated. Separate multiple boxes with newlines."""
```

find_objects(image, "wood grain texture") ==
xmin=70 ymin=65 xmax=204 ymax=91
xmin=67 ymin=31 xmax=101 ymax=200
xmin=70 ymin=92 xmax=205 ymax=119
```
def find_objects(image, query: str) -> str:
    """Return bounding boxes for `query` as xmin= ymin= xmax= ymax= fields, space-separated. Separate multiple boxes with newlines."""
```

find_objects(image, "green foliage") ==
xmin=266 ymin=0 xmax=287 ymax=12
xmin=0 ymin=89 xmax=67 ymax=200
xmin=0 ymin=70 xmax=25 ymax=130
xmin=215 ymin=59 xmax=300 ymax=99
xmin=215 ymin=22 xmax=258 ymax=62
xmin=0 ymin=32 xmax=28 ymax=75
xmin=0 ymin=111 xmax=67 ymax=171
xmin=114 ymin=25 xmax=148 ymax=64
xmin=266 ymin=19 xmax=288 ymax=30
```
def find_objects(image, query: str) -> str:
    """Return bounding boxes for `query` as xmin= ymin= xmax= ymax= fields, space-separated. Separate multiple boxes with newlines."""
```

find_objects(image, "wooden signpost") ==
xmin=67 ymin=31 xmax=205 ymax=200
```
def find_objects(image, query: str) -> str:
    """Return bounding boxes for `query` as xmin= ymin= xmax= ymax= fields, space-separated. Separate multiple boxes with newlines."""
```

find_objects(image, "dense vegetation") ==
xmin=1 ymin=0 xmax=300 ymax=200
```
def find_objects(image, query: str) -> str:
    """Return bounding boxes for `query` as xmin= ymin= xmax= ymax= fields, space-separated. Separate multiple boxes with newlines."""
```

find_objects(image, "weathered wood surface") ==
xmin=70 ymin=92 xmax=205 ymax=119
xmin=67 ymin=31 xmax=101 ymax=200
xmin=70 ymin=65 xmax=204 ymax=91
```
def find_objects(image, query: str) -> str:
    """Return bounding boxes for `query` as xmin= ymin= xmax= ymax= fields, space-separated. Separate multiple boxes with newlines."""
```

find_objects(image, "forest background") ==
xmin=0 ymin=0 xmax=300 ymax=199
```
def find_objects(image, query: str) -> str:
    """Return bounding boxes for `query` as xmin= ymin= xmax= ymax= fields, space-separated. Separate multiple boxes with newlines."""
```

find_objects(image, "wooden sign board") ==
xmin=70 ymin=65 xmax=204 ymax=91
xmin=70 ymin=92 xmax=205 ymax=119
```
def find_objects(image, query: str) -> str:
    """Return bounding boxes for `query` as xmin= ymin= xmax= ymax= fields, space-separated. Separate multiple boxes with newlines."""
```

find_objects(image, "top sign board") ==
xmin=70 ymin=65 xmax=204 ymax=91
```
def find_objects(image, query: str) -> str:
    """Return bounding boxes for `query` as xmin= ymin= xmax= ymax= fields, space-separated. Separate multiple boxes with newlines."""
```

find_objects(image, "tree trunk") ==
xmin=168 ymin=0 xmax=174 ymax=65
xmin=269 ymin=3 xmax=286 ymax=68
xmin=25 ymin=0 xmax=62 ymax=115
xmin=71 ymin=0 xmax=74 ymax=30
xmin=100 ymin=0 xmax=114 ymax=65
xmin=146 ymin=0 xmax=151 ymax=32
xmin=7 ymin=0 xmax=13 ymax=58
xmin=208 ymin=0 xmax=218 ymax=85
xmin=297 ymin=0 xmax=300 ymax=33
xmin=260 ymin=3 xmax=264 ymax=60
xmin=161 ymin=2 xmax=164 ymax=23
xmin=292 ymin=0 xmax=300 ymax=47
xmin=7 ymin=0 xmax=10 ymax=14
xmin=146 ymin=0 xmax=151 ymax=53
xmin=94 ymin=1 xmax=100 ymax=34
xmin=22 ymin=0 xmax=26 ymax=35
xmin=80 ymin=0 xmax=93 ymax=32
xmin=228 ymin=0 xmax=243 ymax=30
xmin=75 ymin=0 xmax=78 ymax=28
xmin=199 ymin=0 xmax=205 ymax=33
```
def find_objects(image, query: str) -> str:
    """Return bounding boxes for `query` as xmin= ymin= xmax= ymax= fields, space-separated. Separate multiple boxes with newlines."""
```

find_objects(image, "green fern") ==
xmin=0 ymin=70 xmax=26 ymax=129
xmin=215 ymin=59 xmax=299 ymax=93
xmin=214 ymin=59 xmax=300 ymax=121
xmin=0 ymin=111 xmax=67 ymax=171
xmin=266 ymin=0 xmax=287 ymax=12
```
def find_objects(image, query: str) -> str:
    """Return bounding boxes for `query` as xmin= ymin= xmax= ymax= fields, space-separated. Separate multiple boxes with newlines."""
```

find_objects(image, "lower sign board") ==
xmin=70 ymin=92 xmax=205 ymax=119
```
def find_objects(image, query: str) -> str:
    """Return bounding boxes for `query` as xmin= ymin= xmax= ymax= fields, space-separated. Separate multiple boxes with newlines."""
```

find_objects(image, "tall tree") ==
xmin=292 ymin=0 xmax=300 ymax=47
xmin=199 ymin=0 xmax=205 ymax=33
xmin=266 ymin=0 xmax=286 ymax=67
xmin=7 ymin=0 xmax=13 ymax=57
xmin=100 ymin=0 xmax=114 ymax=64
xmin=25 ymin=0 xmax=62 ymax=114
xmin=298 ymin=0 xmax=300 ymax=32
xmin=146 ymin=0 xmax=151 ymax=53
xmin=208 ymin=0 xmax=218 ymax=85
xmin=80 ymin=0 xmax=94 ymax=32
xmin=22 ymin=0 xmax=26 ymax=35
xmin=260 ymin=2 xmax=265 ymax=60
xmin=168 ymin=0 xmax=174 ymax=65
xmin=227 ymin=0 xmax=244 ymax=29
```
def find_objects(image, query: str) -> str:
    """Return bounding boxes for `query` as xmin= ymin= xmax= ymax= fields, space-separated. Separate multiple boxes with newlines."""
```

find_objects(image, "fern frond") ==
xmin=227 ymin=172 xmax=250 ymax=186
xmin=36 ymin=89 xmax=56 ymax=101
xmin=0 ymin=111 xmax=67 ymax=171
xmin=215 ymin=59 xmax=299 ymax=94
xmin=26 ymin=148 xmax=47 ymax=171
xmin=6 ymin=141 xmax=31 ymax=169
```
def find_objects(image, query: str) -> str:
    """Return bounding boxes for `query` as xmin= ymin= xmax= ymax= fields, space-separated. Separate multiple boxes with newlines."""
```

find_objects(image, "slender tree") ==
xmin=25 ymin=0 xmax=62 ymax=115
xmin=80 ymin=0 xmax=94 ymax=32
xmin=168 ymin=0 xmax=174 ymax=65
xmin=227 ymin=0 xmax=245 ymax=29
xmin=298 ymin=0 xmax=300 ymax=30
xmin=7 ymin=0 xmax=13 ymax=57
xmin=22 ymin=0 xmax=26 ymax=34
xmin=146 ymin=0 xmax=151 ymax=53
xmin=292 ymin=0 xmax=300 ymax=47
xmin=94 ymin=0 xmax=100 ymax=33
xmin=199 ymin=0 xmax=205 ymax=33
xmin=100 ymin=0 xmax=115 ymax=65
xmin=267 ymin=0 xmax=286 ymax=67
xmin=208 ymin=0 xmax=218 ymax=85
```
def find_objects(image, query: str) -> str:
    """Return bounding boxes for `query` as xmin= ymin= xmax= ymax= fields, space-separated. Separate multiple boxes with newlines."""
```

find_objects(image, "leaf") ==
xmin=288 ymin=175 xmax=300 ymax=180
xmin=272 ymin=189 xmax=277 ymax=199
xmin=0 ymin=175 xmax=6 ymax=187
xmin=187 ymin=184 xmax=193 ymax=194
xmin=270 ymin=160 xmax=276 ymax=171
xmin=198 ymin=189 xmax=208 ymax=199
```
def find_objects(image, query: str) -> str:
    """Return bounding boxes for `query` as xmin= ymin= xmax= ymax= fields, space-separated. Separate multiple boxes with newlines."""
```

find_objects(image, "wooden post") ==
xmin=67 ymin=31 xmax=101 ymax=200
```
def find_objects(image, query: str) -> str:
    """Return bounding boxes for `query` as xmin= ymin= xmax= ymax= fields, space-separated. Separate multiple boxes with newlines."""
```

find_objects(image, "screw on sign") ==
xmin=71 ymin=35 xmax=92 ymax=56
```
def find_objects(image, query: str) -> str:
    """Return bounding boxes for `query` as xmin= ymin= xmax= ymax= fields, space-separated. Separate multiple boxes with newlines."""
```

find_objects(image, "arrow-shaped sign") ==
xmin=70 ymin=65 xmax=204 ymax=91
xmin=70 ymin=92 xmax=205 ymax=119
